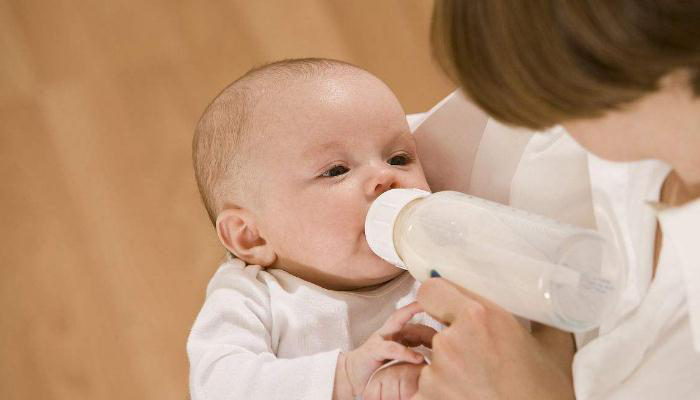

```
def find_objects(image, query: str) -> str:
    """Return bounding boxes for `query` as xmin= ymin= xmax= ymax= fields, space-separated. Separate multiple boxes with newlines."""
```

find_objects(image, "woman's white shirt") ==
xmin=573 ymin=155 xmax=700 ymax=399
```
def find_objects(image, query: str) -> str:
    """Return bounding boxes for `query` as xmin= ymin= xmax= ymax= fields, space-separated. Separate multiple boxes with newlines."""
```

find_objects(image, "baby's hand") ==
xmin=333 ymin=302 xmax=437 ymax=400
xmin=363 ymin=362 xmax=425 ymax=400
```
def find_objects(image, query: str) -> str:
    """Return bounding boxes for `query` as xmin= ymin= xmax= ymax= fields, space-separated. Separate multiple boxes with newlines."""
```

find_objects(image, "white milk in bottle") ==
xmin=365 ymin=189 xmax=624 ymax=332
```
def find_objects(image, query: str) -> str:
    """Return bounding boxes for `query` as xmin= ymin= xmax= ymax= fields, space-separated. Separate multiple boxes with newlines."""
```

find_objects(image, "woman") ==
xmin=414 ymin=1 xmax=700 ymax=399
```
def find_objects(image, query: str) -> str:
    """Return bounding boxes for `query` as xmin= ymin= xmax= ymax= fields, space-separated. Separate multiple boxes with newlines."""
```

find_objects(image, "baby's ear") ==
xmin=216 ymin=208 xmax=276 ymax=267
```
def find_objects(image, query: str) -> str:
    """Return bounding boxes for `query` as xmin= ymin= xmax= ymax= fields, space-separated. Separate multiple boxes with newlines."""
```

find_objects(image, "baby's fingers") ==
xmin=363 ymin=380 xmax=381 ymax=400
xmin=382 ymin=375 xmax=400 ymax=400
xmin=378 ymin=302 xmax=424 ymax=336
xmin=362 ymin=381 xmax=382 ymax=400
xmin=374 ymin=340 xmax=424 ymax=365
xmin=392 ymin=324 xmax=437 ymax=348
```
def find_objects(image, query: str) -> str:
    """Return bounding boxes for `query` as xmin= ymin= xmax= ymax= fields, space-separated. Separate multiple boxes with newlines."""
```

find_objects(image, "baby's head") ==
xmin=193 ymin=58 xmax=430 ymax=290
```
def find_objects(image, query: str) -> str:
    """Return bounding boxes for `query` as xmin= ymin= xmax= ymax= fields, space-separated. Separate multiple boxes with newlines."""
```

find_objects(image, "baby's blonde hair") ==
xmin=192 ymin=58 xmax=359 ymax=225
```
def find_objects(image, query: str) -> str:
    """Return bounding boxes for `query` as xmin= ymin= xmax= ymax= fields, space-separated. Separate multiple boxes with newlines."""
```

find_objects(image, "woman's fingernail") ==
xmin=430 ymin=269 xmax=441 ymax=278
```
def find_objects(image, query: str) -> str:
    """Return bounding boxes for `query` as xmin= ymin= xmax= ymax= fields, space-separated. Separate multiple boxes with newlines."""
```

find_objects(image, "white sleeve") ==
xmin=187 ymin=265 xmax=340 ymax=400
xmin=414 ymin=89 xmax=596 ymax=228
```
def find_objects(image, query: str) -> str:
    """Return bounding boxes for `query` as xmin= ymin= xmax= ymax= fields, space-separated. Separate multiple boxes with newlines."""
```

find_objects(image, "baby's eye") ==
xmin=321 ymin=165 xmax=349 ymax=178
xmin=388 ymin=153 xmax=412 ymax=166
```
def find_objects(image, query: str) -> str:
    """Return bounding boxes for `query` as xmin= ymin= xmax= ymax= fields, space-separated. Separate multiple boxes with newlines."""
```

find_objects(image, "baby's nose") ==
xmin=366 ymin=167 xmax=399 ymax=198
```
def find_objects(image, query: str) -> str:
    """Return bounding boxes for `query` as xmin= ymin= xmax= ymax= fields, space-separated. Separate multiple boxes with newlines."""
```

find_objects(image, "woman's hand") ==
xmin=412 ymin=278 xmax=576 ymax=400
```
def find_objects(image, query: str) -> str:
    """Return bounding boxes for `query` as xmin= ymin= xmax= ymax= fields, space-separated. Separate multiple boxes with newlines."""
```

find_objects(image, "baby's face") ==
xmin=249 ymin=72 xmax=430 ymax=290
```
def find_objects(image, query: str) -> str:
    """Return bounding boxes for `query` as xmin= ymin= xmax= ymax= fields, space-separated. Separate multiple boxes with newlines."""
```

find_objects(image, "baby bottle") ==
xmin=365 ymin=189 xmax=624 ymax=332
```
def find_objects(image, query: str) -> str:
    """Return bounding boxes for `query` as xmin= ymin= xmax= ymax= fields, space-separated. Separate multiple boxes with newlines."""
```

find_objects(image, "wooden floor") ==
xmin=0 ymin=1 xmax=453 ymax=398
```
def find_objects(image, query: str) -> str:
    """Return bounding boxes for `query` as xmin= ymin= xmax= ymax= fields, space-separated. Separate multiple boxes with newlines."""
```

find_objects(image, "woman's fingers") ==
xmin=414 ymin=364 xmax=464 ymax=400
xmin=378 ymin=302 xmax=424 ymax=336
xmin=416 ymin=278 xmax=487 ymax=325
xmin=392 ymin=323 xmax=438 ymax=348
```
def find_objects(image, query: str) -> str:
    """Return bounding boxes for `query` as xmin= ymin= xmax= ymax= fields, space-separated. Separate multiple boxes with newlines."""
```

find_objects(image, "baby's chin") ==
xmin=359 ymin=234 xmax=404 ymax=275
xmin=347 ymin=269 xmax=405 ymax=292
xmin=361 ymin=258 xmax=405 ymax=283
xmin=330 ymin=256 xmax=403 ymax=290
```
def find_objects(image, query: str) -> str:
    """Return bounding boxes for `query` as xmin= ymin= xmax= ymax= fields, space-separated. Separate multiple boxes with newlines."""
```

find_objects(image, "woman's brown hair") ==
xmin=431 ymin=0 xmax=700 ymax=130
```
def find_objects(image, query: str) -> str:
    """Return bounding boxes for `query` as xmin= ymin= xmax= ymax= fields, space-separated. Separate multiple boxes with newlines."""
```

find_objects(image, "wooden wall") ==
xmin=0 ymin=1 xmax=453 ymax=398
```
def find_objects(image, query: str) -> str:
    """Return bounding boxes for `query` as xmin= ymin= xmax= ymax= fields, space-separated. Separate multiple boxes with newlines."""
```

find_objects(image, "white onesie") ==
xmin=187 ymin=258 xmax=436 ymax=400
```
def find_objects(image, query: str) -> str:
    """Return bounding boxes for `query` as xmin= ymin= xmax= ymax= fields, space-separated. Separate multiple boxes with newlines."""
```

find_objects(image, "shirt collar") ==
xmin=656 ymin=198 xmax=700 ymax=352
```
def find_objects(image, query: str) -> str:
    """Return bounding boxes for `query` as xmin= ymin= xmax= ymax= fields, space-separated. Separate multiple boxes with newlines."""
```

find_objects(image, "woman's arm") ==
xmin=412 ymin=278 xmax=575 ymax=400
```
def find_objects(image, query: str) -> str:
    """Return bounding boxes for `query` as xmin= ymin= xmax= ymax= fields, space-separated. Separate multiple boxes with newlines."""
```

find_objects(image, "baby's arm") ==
xmin=187 ymin=267 xmax=340 ymax=400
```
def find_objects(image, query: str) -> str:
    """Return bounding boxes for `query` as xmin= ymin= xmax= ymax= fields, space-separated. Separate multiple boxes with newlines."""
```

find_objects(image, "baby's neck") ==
xmin=268 ymin=256 xmax=405 ymax=291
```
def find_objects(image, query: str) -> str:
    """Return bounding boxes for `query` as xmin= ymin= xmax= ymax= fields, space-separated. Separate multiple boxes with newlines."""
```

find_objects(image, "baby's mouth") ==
xmin=360 ymin=230 xmax=369 ymax=246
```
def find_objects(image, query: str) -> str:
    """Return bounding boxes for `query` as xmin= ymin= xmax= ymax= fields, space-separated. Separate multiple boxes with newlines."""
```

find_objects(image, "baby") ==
xmin=187 ymin=58 xmax=438 ymax=400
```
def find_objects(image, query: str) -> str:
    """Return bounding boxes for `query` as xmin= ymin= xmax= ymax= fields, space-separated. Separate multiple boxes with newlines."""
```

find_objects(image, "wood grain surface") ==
xmin=0 ymin=1 xmax=453 ymax=398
